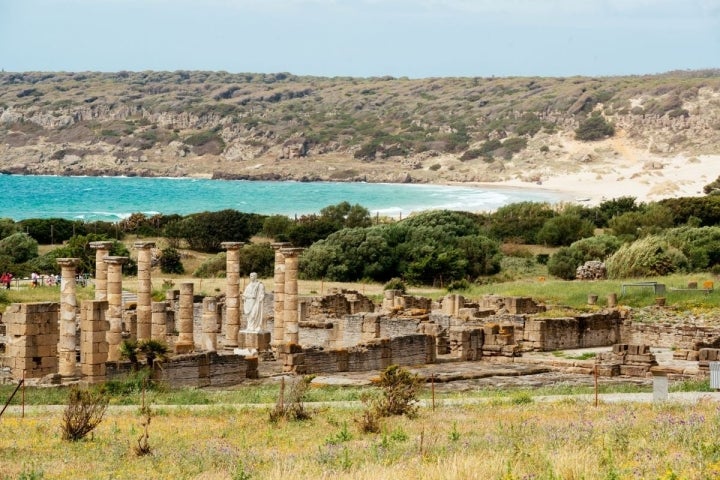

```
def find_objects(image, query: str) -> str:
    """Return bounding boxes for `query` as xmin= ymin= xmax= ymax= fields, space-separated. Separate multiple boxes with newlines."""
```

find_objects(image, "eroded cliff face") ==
xmin=1 ymin=71 xmax=719 ymax=183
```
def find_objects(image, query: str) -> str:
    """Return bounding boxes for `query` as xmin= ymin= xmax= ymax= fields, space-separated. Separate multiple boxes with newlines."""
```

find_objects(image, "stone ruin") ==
xmin=576 ymin=260 xmax=607 ymax=280
xmin=3 ymin=239 xmax=720 ymax=387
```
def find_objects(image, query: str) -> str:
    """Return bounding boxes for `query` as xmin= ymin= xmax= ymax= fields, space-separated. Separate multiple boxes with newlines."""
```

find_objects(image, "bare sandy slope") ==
xmin=473 ymin=130 xmax=720 ymax=206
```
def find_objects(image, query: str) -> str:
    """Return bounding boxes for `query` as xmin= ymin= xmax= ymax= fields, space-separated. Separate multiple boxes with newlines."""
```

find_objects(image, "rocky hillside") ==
xmin=1 ymin=70 xmax=719 ymax=184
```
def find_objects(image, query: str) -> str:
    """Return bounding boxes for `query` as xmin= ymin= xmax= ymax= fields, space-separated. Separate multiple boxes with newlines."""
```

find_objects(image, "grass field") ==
xmin=3 ymin=392 xmax=720 ymax=479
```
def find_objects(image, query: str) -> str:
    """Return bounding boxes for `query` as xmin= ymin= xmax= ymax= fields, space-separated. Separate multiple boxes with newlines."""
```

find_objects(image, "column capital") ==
xmin=133 ymin=241 xmax=156 ymax=250
xmin=271 ymin=242 xmax=292 ymax=251
xmin=221 ymin=241 xmax=245 ymax=250
xmin=89 ymin=241 xmax=114 ymax=250
xmin=280 ymin=247 xmax=304 ymax=257
xmin=56 ymin=257 xmax=80 ymax=267
xmin=103 ymin=256 xmax=129 ymax=265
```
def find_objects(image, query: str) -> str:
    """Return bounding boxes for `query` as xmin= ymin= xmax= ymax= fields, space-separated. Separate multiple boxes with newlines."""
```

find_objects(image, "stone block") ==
xmin=620 ymin=365 xmax=650 ymax=376
xmin=596 ymin=364 xmax=620 ymax=376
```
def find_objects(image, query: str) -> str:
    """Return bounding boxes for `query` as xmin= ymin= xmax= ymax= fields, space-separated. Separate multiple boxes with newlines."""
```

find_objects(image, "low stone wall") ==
xmin=106 ymin=352 xmax=258 ymax=388
xmin=523 ymin=311 xmax=622 ymax=351
xmin=281 ymin=334 xmax=436 ymax=374
xmin=621 ymin=322 xmax=720 ymax=350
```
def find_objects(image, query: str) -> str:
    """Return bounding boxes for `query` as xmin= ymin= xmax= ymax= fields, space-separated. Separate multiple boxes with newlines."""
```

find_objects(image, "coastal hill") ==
xmin=1 ymin=70 xmax=719 ymax=199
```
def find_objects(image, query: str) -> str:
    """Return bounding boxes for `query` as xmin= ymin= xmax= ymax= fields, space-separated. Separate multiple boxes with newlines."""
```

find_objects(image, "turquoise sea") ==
xmin=3 ymin=175 xmax=565 ymax=221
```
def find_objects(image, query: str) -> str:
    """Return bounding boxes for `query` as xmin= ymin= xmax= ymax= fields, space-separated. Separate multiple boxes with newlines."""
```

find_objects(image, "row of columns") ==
xmin=222 ymin=242 xmax=302 ymax=348
xmin=55 ymin=239 xmax=304 ymax=377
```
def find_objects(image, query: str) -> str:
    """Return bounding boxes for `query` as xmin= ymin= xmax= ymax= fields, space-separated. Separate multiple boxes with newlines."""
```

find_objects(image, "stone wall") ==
xmin=3 ymin=302 xmax=59 ymax=379
xmin=523 ymin=312 xmax=622 ymax=351
xmin=596 ymin=344 xmax=657 ymax=377
xmin=305 ymin=290 xmax=375 ymax=319
xmin=477 ymin=296 xmax=544 ymax=315
xmin=280 ymin=334 xmax=436 ymax=374
xmin=106 ymin=352 xmax=258 ymax=387
xmin=621 ymin=322 xmax=720 ymax=350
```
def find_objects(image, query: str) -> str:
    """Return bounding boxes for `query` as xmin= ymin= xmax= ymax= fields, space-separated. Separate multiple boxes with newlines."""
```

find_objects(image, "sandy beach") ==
xmin=490 ymin=153 xmax=720 ymax=207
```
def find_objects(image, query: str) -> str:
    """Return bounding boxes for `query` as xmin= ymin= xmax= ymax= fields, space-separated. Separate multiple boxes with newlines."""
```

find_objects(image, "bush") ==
xmin=489 ymin=202 xmax=556 ymax=244
xmin=159 ymin=247 xmax=184 ymax=274
xmin=61 ymin=386 xmax=109 ymax=441
xmin=269 ymin=376 xmax=313 ymax=423
xmin=177 ymin=210 xmax=265 ymax=253
xmin=383 ymin=277 xmax=407 ymax=294
xmin=575 ymin=114 xmax=615 ymax=141
xmin=0 ymin=233 xmax=38 ymax=263
xmin=605 ymin=236 xmax=689 ymax=279
xmin=608 ymin=204 xmax=675 ymax=240
xmin=194 ymin=253 xmax=226 ymax=278
xmin=238 ymin=243 xmax=274 ymax=278
xmin=447 ymin=278 xmax=471 ymax=291
xmin=536 ymin=213 xmax=595 ymax=246
xmin=371 ymin=365 xmax=420 ymax=418
xmin=547 ymin=247 xmax=582 ymax=280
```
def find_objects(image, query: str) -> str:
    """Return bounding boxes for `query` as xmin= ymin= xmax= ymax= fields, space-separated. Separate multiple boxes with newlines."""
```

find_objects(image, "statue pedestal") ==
xmin=238 ymin=330 xmax=271 ymax=352
xmin=174 ymin=341 xmax=194 ymax=354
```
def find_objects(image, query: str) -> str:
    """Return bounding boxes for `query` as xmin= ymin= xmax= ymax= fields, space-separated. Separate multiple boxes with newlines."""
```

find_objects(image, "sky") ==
xmin=1 ymin=0 xmax=719 ymax=78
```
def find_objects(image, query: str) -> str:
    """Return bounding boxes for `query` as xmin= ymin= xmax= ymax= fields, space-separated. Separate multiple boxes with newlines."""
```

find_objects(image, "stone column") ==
xmin=90 ymin=241 xmax=113 ymax=301
xmin=271 ymin=242 xmax=290 ymax=349
xmin=281 ymin=248 xmax=303 ymax=345
xmin=80 ymin=300 xmax=109 ymax=383
xmin=221 ymin=242 xmax=244 ymax=348
xmin=104 ymin=256 xmax=127 ymax=362
xmin=201 ymin=297 xmax=219 ymax=352
xmin=151 ymin=301 xmax=168 ymax=340
xmin=134 ymin=241 xmax=155 ymax=341
xmin=57 ymin=258 xmax=80 ymax=377
xmin=175 ymin=282 xmax=194 ymax=353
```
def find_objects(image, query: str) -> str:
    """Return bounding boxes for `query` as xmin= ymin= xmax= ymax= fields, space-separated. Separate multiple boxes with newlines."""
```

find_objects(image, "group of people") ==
xmin=0 ymin=272 xmax=12 ymax=290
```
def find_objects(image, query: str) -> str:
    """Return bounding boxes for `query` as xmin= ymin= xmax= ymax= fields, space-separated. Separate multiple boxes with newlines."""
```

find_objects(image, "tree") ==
xmin=575 ymin=113 xmax=615 ymax=141
xmin=320 ymin=201 xmax=372 ymax=229
xmin=262 ymin=214 xmax=293 ymax=240
xmin=159 ymin=247 xmax=184 ymax=274
xmin=0 ymin=232 xmax=38 ymax=263
xmin=177 ymin=210 xmax=265 ymax=253
xmin=489 ymin=202 xmax=556 ymax=244
xmin=0 ymin=218 xmax=19 ymax=240
xmin=238 ymin=243 xmax=275 ymax=278
xmin=536 ymin=214 xmax=595 ymax=246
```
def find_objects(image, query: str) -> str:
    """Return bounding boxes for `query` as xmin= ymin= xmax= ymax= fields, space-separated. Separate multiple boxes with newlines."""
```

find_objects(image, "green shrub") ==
xmin=536 ymin=213 xmax=595 ymax=246
xmin=194 ymin=253 xmax=226 ymax=278
xmin=383 ymin=277 xmax=407 ymax=293
xmin=0 ymin=232 xmax=38 ymax=263
xmin=447 ymin=278 xmax=471 ymax=291
xmin=159 ymin=247 xmax=184 ymax=274
xmin=605 ymin=236 xmax=689 ymax=279
xmin=371 ymin=365 xmax=419 ymax=418
xmin=547 ymin=247 xmax=582 ymax=280
xmin=502 ymin=137 xmax=528 ymax=155
xmin=429 ymin=163 xmax=441 ymax=171
xmin=489 ymin=202 xmax=556 ymax=244
xmin=238 ymin=243 xmax=274 ymax=278
xmin=575 ymin=113 xmax=615 ymax=141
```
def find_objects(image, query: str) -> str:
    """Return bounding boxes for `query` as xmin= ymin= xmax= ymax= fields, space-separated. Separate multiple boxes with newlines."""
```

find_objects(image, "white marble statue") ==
xmin=243 ymin=272 xmax=265 ymax=332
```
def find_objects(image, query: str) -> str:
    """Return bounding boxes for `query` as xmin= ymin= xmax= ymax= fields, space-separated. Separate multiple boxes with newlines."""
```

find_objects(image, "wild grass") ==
xmin=3 ymin=396 xmax=720 ymax=479
xmin=461 ymin=273 xmax=720 ymax=309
